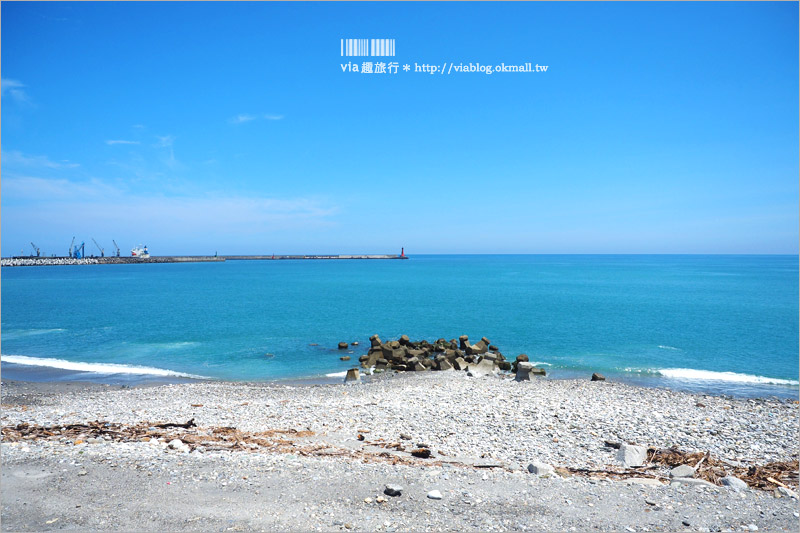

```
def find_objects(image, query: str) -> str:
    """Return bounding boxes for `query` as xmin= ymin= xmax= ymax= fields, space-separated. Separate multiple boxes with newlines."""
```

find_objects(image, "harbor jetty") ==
xmin=1 ymin=254 xmax=408 ymax=267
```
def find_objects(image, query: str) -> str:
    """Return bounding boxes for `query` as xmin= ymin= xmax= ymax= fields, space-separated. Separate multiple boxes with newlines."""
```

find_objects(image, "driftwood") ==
xmin=154 ymin=419 xmax=196 ymax=429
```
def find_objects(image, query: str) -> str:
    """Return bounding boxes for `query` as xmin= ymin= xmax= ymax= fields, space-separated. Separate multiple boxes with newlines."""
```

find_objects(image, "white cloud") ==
xmin=2 ymin=149 xmax=79 ymax=169
xmin=2 ymin=175 xmax=339 ymax=239
xmin=230 ymin=114 xmax=284 ymax=124
xmin=105 ymin=140 xmax=140 ymax=145
xmin=1 ymin=79 xmax=30 ymax=104
xmin=230 ymin=114 xmax=257 ymax=124
xmin=154 ymin=135 xmax=174 ymax=148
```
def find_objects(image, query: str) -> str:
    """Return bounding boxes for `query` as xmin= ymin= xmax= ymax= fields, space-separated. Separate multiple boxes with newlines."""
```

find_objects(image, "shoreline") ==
xmin=1 ymin=371 xmax=797 ymax=531
xmin=3 ymin=358 xmax=798 ymax=401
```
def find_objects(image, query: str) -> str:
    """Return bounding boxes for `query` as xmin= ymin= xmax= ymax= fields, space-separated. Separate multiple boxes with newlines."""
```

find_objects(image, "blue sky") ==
xmin=2 ymin=1 xmax=797 ymax=256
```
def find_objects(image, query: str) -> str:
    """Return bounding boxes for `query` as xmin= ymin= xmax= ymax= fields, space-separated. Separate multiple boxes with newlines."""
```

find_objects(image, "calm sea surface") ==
xmin=2 ymin=255 xmax=798 ymax=398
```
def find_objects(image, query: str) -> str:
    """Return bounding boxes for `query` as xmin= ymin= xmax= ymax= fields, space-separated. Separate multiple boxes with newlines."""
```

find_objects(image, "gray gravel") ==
xmin=2 ymin=373 xmax=798 ymax=531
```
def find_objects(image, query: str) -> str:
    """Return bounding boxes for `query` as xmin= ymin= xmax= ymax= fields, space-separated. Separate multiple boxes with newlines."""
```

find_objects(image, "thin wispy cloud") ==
xmin=2 ymin=149 xmax=79 ymax=169
xmin=105 ymin=140 xmax=140 ymax=145
xmin=155 ymin=135 xmax=175 ymax=148
xmin=1 ymin=79 xmax=31 ymax=104
xmin=3 ymin=175 xmax=339 ymax=241
xmin=229 ymin=113 xmax=283 ymax=124
xmin=230 ymin=114 xmax=257 ymax=124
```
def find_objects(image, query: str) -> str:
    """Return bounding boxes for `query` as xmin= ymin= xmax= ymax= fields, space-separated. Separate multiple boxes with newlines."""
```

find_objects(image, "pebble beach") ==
xmin=2 ymin=371 xmax=798 ymax=531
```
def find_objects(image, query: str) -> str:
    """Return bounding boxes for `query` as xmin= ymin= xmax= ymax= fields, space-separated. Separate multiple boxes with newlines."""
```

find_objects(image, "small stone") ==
xmin=364 ymin=497 xmax=373 ymax=503
xmin=427 ymin=490 xmax=443 ymax=500
xmin=617 ymin=444 xmax=648 ymax=467
xmin=411 ymin=448 xmax=431 ymax=459
xmin=669 ymin=465 xmax=695 ymax=478
xmin=591 ymin=373 xmax=606 ymax=381
xmin=720 ymin=476 xmax=748 ymax=491
xmin=384 ymin=484 xmax=403 ymax=497
xmin=399 ymin=434 xmax=412 ymax=440
xmin=77 ymin=470 xmax=88 ymax=476
xmin=682 ymin=521 xmax=691 ymax=527
xmin=338 ymin=342 xmax=349 ymax=349
xmin=746 ymin=525 xmax=758 ymax=532
xmin=340 ymin=356 xmax=351 ymax=361
xmin=527 ymin=462 xmax=555 ymax=476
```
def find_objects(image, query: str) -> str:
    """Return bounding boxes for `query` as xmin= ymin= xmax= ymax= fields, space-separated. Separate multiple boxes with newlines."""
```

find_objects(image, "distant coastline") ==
xmin=0 ymin=254 xmax=408 ymax=267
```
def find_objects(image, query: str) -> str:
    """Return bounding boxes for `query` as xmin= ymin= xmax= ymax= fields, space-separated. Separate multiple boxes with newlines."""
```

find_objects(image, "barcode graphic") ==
xmin=341 ymin=38 xmax=395 ymax=57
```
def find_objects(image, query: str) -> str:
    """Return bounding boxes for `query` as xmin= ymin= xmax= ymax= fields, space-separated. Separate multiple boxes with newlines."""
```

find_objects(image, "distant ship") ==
xmin=131 ymin=245 xmax=150 ymax=258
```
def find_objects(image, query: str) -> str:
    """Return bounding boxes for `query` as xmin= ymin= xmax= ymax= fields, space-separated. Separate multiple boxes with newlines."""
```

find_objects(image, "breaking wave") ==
xmin=657 ymin=368 xmax=798 ymax=386
xmin=1 ymin=355 xmax=208 ymax=379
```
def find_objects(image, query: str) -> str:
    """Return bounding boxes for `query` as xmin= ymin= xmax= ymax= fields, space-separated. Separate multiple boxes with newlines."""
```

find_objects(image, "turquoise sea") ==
xmin=1 ymin=255 xmax=798 ymax=398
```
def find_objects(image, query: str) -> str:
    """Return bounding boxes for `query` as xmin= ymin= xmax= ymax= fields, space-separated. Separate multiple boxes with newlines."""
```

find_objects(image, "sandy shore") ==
xmin=2 ymin=372 xmax=798 ymax=532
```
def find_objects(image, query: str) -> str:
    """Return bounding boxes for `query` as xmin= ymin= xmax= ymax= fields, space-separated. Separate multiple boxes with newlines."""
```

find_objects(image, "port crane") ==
xmin=68 ymin=237 xmax=76 ymax=258
xmin=73 ymin=241 xmax=85 ymax=259
xmin=30 ymin=242 xmax=41 ymax=257
xmin=112 ymin=240 xmax=121 ymax=257
xmin=92 ymin=238 xmax=105 ymax=257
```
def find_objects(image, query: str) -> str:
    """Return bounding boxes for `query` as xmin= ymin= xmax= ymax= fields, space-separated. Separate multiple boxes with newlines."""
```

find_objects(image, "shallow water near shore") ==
xmin=2 ymin=254 xmax=798 ymax=398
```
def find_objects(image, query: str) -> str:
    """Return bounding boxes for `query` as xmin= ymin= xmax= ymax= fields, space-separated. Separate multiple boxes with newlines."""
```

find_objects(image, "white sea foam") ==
xmin=657 ymin=345 xmax=681 ymax=351
xmin=658 ymin=368 xmax=798 ymax=386
xmin=2 ymin=328 xmax=66 ymax=340
xmin=325 ymin=371 xmax=348 ymax=378
xmin=530 ymin=361 xmax=552 ymax=366
xmin=1 ymin=354 xmax=208 ymax=379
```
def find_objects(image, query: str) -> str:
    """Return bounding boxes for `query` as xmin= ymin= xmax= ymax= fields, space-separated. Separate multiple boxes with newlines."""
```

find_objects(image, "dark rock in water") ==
xmin=498 ymin=361 xmax=512 ymax=371
xmin=531 ymin=367 xmax=546 ymax=376
xmin=591 ymin=373 xmax=606 ymax=381
xmin=459 ymin=335 xmax=470 ymax=350
xmin=411 ymin=448 xmax=431 ymax=458
xmin=369 ymin=334 xmax=382 ymax=347
xmin=340 ymin=356 xmax=351 ymax=361
xmin=351 ymin=341 xmax=359 ymax=346
xmin=489 ymin=345 xmax=499 ymax=352
xmin=516 ymin=354 xmax=530 ymax=363
xmin=338 ymin=342 xmax=349 ymax=350
xmin=309 ymin=343 xmax=319 ymax=346
xmin=362 ymin=353 xmax=380 ymax=368
xmin=466 ymin=339 xmax=489 ymax=356
xmin=399 ymin=335 xmax=411 ymax=346
xmin=345 ymin=368 xmax=360 ymax=383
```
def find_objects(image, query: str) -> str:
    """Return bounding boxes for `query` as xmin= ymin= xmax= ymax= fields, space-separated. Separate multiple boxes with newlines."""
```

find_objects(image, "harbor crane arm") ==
xmin=112 ymin=240 xmax=121 ymax=257
xmin=30 ymin=242 xmax=40 ymax=257
xmin=69 ymin=237 xmax=76 ymax=258
xmin=92 ymin=238 xmax=105 ymax=257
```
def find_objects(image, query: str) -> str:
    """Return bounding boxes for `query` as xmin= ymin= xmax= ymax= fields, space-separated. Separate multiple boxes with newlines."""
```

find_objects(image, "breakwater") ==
xmin=1 ymin=254 xmax=406 ymax=267
xmin=223 ymin=254 xmax=407 ymax=260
